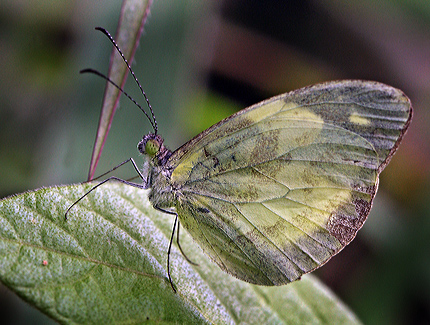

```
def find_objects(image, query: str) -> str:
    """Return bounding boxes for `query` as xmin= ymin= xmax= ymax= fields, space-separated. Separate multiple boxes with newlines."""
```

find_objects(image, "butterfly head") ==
xmin=138 ymin=133 xmax=164 ymax=157
xmin=138 ymin=133 xmax=172 ymax=166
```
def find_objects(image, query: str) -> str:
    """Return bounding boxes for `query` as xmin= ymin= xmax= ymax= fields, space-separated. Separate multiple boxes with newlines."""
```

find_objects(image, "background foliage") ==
xmin=1 ymin=0 xmax=429 ymax=323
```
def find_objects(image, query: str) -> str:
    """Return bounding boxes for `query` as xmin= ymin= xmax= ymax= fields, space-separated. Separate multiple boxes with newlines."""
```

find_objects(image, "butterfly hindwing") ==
xmin=165 ymin=80 xmax=411 ymax=285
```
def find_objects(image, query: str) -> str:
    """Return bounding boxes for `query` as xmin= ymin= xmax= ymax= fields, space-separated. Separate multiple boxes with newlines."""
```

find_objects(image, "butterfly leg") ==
xmin=176 ymin=223 xmax=199 ymax=266
xmin=153 ymin=205 xmax=200 ymax=292
xmin=90 ymin=158 xmax=146 ymax=183
xmin=153 ymin=205 xmax=178 ymax=292
xmin=65 ymin=174 xmax=146 ymax=220
xmin=167 ymin=214 xmax=178 ymax=293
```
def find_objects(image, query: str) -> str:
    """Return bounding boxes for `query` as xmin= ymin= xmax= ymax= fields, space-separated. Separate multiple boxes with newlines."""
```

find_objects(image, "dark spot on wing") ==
xmin=354 ymin=184 xmax=376 ymax=195
xmin=220 ymin=116 xmax=254 ymax=135
xmin=281 ymin=152 xmax=292 ymax=161
xmin=250 ymin=129 xmax=280 ymax=163
xmin=327 ymin=197 xmax=372 ymax=246
xmin=203 ymin=147 xmax=210 ymax=157
xmin=197 ymin=207 xmax=210 ymax=213
xmin=213 ymin=156 xmax=220 ymax=168
xmin=200 ymin=146 xmax=221 ymax=171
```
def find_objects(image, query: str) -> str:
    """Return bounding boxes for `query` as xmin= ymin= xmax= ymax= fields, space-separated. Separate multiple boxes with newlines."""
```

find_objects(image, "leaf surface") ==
xmin=0 ymin=183 xmax=361 ymax=324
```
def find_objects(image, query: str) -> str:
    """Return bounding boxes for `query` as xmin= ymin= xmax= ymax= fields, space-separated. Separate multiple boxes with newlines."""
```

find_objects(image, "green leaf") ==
xmin=88 ymin=0 xmax=153 ymax=181
xmin=0 ymin=183 xmax=362 ymax=324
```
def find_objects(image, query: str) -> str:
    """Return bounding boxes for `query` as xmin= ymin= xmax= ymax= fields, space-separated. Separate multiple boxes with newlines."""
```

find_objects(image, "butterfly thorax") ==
xmin=138 ymin=133 xmax=176 ymax=210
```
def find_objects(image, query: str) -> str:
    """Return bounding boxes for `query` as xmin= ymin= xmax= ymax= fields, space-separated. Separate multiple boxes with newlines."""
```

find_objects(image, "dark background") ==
xmin=1 ymin=1 xmax=429 ymax=324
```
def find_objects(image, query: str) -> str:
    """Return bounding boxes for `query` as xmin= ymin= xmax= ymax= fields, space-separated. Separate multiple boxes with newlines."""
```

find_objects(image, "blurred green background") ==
xmin=1 ymin=0 xmax=429 ymax=324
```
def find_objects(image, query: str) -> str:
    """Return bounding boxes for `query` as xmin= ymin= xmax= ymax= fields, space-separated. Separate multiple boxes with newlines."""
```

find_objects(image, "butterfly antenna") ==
xmin=81 ymin=68 xmax=155 ymax=130
xmin=95 ymin=26 xmax=158 ymax=134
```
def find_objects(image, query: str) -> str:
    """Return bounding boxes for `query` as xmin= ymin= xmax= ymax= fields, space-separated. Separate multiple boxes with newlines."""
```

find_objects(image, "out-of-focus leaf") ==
xmin=88 ymin=0 xmax=153 ymax=181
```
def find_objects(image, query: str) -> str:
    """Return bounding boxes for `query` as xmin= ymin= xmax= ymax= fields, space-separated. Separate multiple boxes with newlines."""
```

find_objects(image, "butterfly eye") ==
xmin=138 ymin=134 xmax=165 ymax=158
xmin=145 ymin=139 xmax=161 ymax=157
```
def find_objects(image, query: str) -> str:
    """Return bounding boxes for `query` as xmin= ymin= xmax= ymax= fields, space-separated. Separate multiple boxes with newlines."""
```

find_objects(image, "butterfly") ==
xmin=70 ymin=28 xmax=412 ymax=292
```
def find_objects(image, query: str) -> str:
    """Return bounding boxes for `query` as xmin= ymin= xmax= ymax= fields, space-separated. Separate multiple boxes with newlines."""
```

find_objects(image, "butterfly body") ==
xmin=139 ymin=80 xmax=412 ymax=286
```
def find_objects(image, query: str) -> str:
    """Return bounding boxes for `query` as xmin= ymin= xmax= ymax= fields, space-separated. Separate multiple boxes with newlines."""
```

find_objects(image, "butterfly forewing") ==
xmin=162 ymin=80 xmax=411 ymax=285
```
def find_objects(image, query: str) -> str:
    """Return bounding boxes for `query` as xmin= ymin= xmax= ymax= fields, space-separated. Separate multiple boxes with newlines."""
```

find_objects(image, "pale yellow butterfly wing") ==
xmin=166 ymin=80 xmax=411 ymax=285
